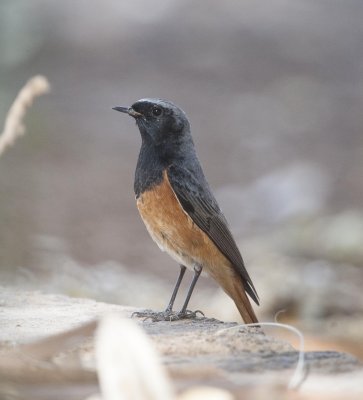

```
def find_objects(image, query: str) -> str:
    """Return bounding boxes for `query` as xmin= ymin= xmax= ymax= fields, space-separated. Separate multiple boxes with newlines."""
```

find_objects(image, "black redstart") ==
xmin=113 ymin=99 xmax=259 ymax=323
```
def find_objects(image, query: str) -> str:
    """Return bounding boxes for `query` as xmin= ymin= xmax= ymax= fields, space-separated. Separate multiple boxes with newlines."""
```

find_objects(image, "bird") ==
xmin=113 ymin=99 xmax=259 ymax=323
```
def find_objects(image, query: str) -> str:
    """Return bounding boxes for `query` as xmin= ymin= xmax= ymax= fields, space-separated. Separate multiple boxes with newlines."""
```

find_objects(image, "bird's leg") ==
xmin=165 ymin=265 xmax=186 ymax=313
xmin=132 ymin=264 xmax=205 ymax=321
xmin=177 ymin=264 xmax=204 ymax=318
xmin=132 ymin=265 xmax=187 ymax=321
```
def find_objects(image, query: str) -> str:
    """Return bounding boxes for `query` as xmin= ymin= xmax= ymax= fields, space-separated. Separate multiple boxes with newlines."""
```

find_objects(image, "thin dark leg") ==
xmin=165 ymin=265 xmax=186 ymax=313
xmin=180 ymin=264 xmax=202 ymax=314
xmin=132 ymin=264 xmax=205 ymax=322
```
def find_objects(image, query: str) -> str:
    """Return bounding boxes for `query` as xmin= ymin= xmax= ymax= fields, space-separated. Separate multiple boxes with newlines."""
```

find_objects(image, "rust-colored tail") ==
xmin=232 ymin=280 xmax=259 ymax=324
xmin=223 ymin=273 xmax=259 ymax=324
xmin=207 ymin=258 xmax=259 ymax=324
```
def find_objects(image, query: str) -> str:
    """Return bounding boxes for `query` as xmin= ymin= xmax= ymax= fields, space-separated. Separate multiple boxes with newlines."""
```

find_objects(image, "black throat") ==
xmin=134 ymin=140 xmax=164 ymax=198
xmin=134 ymin=133 xmax=197 ymax=198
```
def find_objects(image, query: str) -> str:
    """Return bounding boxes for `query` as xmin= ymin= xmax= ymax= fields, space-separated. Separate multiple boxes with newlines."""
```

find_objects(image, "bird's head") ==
xmin=113 ymin=98 xmax=191 ymax=146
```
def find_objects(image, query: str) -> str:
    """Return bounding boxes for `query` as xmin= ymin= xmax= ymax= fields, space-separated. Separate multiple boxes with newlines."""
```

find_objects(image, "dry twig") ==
xmin=95 ymin=314 xmax=175 ymax=400
xmin=0 ymin=75 xmax=50 ymax=157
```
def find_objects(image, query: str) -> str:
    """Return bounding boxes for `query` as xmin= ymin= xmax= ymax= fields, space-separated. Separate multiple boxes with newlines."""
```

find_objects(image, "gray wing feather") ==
xmin=167 ymin=165 xmax=259 ymax=305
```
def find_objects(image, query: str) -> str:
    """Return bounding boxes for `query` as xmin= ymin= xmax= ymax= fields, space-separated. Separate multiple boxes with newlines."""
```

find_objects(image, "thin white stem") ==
xmin=0 ymin=75 xmax=50 ymax=156
xmin=217 ymin=321 xmax=305 ymax=390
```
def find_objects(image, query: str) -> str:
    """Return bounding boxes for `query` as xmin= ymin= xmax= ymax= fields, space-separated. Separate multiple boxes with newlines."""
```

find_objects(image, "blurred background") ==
xmin=0 ymin=0 xmax=362 ymax=357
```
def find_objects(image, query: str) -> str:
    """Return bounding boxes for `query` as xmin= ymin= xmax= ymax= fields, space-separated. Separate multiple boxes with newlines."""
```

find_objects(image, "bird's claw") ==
xmin=131 ymin=309 xmax=205 ymax=322
xmin=183 ymin=309 xmax=205 ymax=318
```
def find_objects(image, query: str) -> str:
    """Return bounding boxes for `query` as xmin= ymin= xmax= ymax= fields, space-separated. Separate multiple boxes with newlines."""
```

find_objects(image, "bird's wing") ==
xmin=167 ymin=165 xmax=259 ymax=305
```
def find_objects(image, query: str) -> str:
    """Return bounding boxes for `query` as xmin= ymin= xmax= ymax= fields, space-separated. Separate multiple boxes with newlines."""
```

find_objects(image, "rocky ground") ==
xmin=0 ymin=287 xmax=362 ymax=400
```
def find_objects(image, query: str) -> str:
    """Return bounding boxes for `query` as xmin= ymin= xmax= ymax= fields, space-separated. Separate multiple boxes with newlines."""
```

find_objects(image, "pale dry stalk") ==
xmin=95 ymin=314 xmax=175 ymax=400
xmin=0 ymin=75 xmax=50 ymax=156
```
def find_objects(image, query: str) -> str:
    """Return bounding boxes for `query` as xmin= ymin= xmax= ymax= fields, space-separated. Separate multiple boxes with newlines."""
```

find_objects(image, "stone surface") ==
xmin=0 ymin=287 xmax=362 ymax=400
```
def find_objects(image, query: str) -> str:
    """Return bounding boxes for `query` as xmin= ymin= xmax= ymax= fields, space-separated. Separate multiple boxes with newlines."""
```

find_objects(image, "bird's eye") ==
xmin=152 ymin=106 xmax=162 ymax=117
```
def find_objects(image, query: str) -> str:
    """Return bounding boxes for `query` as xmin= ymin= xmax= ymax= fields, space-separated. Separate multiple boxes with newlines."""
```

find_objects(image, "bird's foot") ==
xmin=131 ymin=309 xmax=205 ymax=322
xmin=178 ymin=309 xmax=205 ymax=320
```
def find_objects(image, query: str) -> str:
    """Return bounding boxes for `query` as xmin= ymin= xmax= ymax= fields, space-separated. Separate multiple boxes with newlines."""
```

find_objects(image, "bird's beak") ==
xmin=112 ymin=106 xmax=142 ymax=118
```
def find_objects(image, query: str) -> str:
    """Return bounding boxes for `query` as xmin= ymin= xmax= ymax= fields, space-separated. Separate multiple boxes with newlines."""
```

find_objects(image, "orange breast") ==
xmin=136 ymin=170 xmax=228 ymax=273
